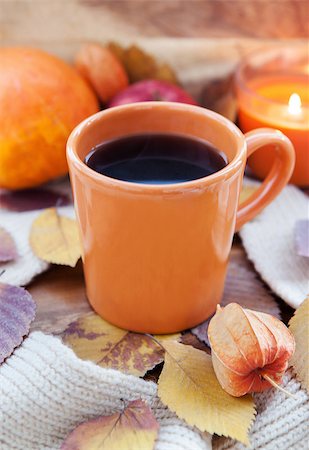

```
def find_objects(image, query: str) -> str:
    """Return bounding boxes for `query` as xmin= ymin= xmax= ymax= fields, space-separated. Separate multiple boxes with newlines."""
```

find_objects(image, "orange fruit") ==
xmin=75 ymin=43 xmax=129 ymax=103
xmin=0 ymin=47 xmax=99 ymax=190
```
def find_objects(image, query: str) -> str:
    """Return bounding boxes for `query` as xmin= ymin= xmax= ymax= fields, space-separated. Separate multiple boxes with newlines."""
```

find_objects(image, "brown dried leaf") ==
xmin=200 ymin=75 xmax=236 ymax=121
xmin=107 ymin=41 xmax=126 ymax=64
xmin=108 ymin=42 xmax=179 ymax=84
xmin=29 ymin=208 xmax=81 ymax=267
xmin=62 ymin=313 xmax=179 ymax=377
xmin=0 ymin=188 xmax=71 ymax=212
xmin=61 ymin=399 xmax=159 ymax=450
xmin=289 ymin=297 xmax=309 ymax=392
xmin=123 ymin=45 xmax=157 ymax=83
xmin=158 ymin=341 xmax=255 ymax=445
xmin=191 ymin=317 xmax=213 ymax=347
xmin=0 ymin=227 xmax=18 ymax=262
xmin=154 ymin=63 xmax=179 ymax=85
xmin=0 ymin=283 xmax=36 ymax=364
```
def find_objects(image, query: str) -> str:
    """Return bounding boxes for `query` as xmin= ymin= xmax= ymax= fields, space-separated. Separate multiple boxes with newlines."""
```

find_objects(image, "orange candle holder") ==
xmin=235 ymin=44 xmax=309 ymax=187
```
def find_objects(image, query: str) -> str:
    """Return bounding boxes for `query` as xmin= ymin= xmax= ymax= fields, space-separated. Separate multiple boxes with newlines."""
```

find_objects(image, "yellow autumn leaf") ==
xmin=62 ymin=313 xmax=178 ymax=377
xmin=29 ymin=208 xmax=81 ymax=267
xmin=61 ymin=399 xmax=159 ymax=450
xmin=158 ymin=341 xmax=255 ymax=445
xmin=239 ymin=185 xmax=258 ymax=204
xmin=154 ymin=333 xmax=181 ymax=343
xmin=289 ymin=297 xmax=309 ymax=392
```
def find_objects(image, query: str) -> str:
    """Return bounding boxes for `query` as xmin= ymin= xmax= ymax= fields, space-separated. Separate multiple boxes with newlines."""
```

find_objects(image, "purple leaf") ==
xmin=0 ymin=227 xmax=18 ymax=262
xmin=294 ymin=219 xmax=309 ymax=258
xmin=0 ymin=188 xmax=71 ymax=212
xmin=0 ymin=283 xmax=36 ymax=364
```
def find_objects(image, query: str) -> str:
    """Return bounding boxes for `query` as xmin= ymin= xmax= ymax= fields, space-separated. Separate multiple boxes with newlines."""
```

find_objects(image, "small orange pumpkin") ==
xmin=0 ymin=47 xmax=99 ymax=190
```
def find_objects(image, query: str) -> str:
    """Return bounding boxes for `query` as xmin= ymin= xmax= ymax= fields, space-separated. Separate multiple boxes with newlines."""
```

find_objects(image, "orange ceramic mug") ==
xmin=67 ymin=102 xmax=295 ymax=333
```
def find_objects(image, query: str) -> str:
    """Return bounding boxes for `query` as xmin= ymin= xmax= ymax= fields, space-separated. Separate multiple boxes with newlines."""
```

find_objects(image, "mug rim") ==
xmin=67 ymin=102 xmax=246 ymax=193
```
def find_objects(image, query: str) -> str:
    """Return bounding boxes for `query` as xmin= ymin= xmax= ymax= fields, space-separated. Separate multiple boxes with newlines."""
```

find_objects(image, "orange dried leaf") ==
xmin=61 ymin=399 xmax=159 ymax=450
xmin=62 ymin=313 xmax=179 ymax=377
xmin=289 ymin=297 xmax=309 ymax=392
xmin=158 ymin=341 xmax=255 ymax=445
xmin=208 ymin=303 xmax=295 ymax=397
xmin=75 ymin=43 xmax=129 ymax=103
xmin=29 ymin=208 xmax=81 ymax=267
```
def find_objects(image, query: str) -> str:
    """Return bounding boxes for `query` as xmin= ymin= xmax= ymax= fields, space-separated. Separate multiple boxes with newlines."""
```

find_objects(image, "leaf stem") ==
xmin=262 ymin=374 xmax=295 ymax=398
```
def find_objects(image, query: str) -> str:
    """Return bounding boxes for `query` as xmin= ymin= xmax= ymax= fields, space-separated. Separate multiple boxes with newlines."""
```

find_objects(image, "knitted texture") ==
xmin=240 ymin=181 xmax=309 ymax=309
xmin=0 ymin=332 xmax=211 ymax=450
xmin=213 ymin=369 xmax=309 ymax=450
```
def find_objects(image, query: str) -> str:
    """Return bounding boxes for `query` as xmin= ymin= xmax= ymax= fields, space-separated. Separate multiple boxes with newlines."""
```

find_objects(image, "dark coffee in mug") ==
xmin=85 ymin=133 xmax=227 ymax=184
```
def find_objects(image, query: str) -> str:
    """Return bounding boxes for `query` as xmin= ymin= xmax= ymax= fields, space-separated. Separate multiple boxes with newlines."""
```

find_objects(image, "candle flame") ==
xmin=288 ymin=93 xmax=302 ymax=115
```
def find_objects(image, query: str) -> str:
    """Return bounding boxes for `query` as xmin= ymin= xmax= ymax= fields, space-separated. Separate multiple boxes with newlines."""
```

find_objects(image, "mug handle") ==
xmin=235 ymin=128 xmax=295 ymax=231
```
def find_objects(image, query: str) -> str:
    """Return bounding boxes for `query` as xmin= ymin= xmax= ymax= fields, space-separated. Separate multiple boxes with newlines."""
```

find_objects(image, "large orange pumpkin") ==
xmin=0 ymin=47 xmax=99 ymax=189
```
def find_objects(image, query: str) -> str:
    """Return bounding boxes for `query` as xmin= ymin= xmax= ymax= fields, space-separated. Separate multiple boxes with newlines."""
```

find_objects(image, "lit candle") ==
xmin=236 ymin=45 xmax=309 ymax=187
xmin=288 ymin=93 xmax=302 ymax=116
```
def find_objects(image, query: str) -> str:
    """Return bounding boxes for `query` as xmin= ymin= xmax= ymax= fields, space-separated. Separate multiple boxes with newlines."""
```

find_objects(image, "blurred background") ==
xmin=1 ymin=1 xmax=307 ymax=107
xmin=0 ymin=0 xmax=308 ymax=189
xmin=1 ymin=0 xmax=308 ymax=42
xmin=1 ymin=1 xmax=307 ymax=99
xmin=1 ymin=1 xmax=308 ymax=59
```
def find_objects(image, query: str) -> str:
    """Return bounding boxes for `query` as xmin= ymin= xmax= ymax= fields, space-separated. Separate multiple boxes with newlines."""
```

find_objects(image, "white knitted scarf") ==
xmin=0 ymin=332 xmax=210 ymax=450
xmin=0 ymin=332 xmax=308 ymax=450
